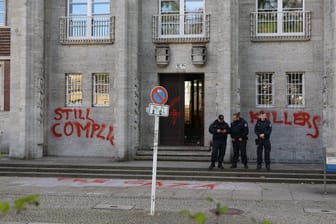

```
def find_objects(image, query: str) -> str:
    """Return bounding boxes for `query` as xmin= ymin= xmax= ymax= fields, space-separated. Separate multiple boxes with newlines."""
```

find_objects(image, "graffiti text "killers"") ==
xmin=249 ymin=111 xmax=321 ymax=139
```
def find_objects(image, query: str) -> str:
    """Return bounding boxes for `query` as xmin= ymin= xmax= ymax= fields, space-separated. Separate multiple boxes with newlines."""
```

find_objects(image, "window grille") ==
xmin=287 ymin=72 xmax=304 ymax=107
xmin=65 ymin=73 xmax=82 ymax=106
xmin=60 ymin=0 xmax=114 ymax=44
xmin=251 ymin=0 xmax=311 ymax=41
xmin=153 ymin=0 xmax=210 ymax=43
xmin=93 ymin=73 xmax=110 ymax=106
xmin=256 ymin=73 xmax=274 ymax=107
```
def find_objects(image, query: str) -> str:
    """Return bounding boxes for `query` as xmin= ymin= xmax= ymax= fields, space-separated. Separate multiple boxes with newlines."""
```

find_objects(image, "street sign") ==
xmin=324 ymin=147 xmax=336 ymax=193
xmin=148 ymin=86 xmax=169 ymax=216
xmin=146 ymin=103 xmax=169 ymax=117
xmin=150 ymin=86 xmax=168 ymax=105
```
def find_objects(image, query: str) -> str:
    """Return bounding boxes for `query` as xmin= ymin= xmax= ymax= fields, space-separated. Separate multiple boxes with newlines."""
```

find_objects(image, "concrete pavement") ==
xmin=0 ymin=156 xmax=334 ymax=223
xmin=0 ymin=176 xmax=336 ymax=224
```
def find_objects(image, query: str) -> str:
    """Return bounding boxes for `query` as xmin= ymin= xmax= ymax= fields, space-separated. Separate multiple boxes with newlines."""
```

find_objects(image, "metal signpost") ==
xmin=146 ymin=86 xmax=169 ymax=216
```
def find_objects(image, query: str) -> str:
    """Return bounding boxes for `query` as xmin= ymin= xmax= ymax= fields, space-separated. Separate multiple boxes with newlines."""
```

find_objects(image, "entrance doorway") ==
xmin=159 ymin=74 xmax=204 ymax=146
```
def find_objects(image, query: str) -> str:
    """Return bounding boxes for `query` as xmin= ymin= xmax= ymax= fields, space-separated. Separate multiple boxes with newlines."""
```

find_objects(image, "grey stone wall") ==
xmin=239 ymin=0 xmax=324 ymax=162
xmin=323 ymin=0 xmax=336 ymax=149
xmin=44 ymin=0 xmax=138 ymax=160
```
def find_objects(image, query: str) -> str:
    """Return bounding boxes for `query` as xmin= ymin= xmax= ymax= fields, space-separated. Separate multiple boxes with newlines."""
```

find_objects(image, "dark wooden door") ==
xmin=159 ymin=75 xmax=185 ymax=145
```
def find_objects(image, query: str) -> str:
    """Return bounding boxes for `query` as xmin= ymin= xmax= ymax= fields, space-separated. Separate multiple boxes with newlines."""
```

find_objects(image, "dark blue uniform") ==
xmin=254 ymin=119 xmax=272 ymax=170
xmin=209 ymin=119 xmax=230 ymax=169
xmin=230 ymin=117 xmax=249 ymax=168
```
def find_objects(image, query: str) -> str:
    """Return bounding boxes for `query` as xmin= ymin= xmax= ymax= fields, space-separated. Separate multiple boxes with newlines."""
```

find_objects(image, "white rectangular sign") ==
xmin=326 ymin=148 xmax=336 ymax=165
xmin=327 ymin=157 xmax=336 ymax=165
xmin=146 ymin=103 xmax=169 ymax=117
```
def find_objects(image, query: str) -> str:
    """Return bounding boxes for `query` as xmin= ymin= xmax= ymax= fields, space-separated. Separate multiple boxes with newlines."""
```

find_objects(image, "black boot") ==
xmin=218 ymin=162 xmax=224 ymax=169
xmin=209 ymin=162 xmax=215 ymax=170
xmin=230 ymin=164 xmax=237 ymax=168
xmin=244 ymin=164 xmax=248 ymax=169
xmin=266 ymin=164 xmax=271 ymax=171
xmin=256 ymin=165 xmax=261 ymax=170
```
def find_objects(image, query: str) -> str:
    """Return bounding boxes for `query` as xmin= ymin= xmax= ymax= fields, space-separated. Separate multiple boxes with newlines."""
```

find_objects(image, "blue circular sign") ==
xmin=151 ymin=86 xmax=168 ymax=105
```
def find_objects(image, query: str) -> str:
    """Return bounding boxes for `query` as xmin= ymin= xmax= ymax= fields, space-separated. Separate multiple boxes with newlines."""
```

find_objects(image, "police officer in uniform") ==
xmin=208 ymin=114 xmax=230 ymax=170
xmin=254 ymin=110 xmax=272 ymax=170
xmin=230 ymin=112 xmax=249 ymax=169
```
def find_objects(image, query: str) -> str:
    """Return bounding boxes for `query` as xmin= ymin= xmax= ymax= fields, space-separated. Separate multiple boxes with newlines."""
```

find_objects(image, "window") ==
xmin=92 ymin=73 xmax=110 ymax=106
xmin=65 ymin=74 xmax=83 ymax=106
xmin=287 ymin=72 xmax=304 ymax=107
xmin=67 ymin=0 xmax=110 ymax=38
xmin=256 ymin=73 xmax=274 ymax=107
xmin=256 ymin=0 xmax=304 ymax=34
xmin=159 ymin=0 xmax=205 ymax=36
xmin=0 ymin=0 xmax=5 ymax=26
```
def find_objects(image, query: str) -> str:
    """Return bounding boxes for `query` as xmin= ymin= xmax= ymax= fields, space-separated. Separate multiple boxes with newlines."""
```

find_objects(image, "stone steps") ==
xmin=0 ymin=162 xmax=335 ymax=184
xmin=135 ymin=146 xmax=210 ymax=161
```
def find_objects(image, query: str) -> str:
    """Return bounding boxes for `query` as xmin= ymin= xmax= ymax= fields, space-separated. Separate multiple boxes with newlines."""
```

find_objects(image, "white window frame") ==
xmin=256 ymin=72 xmax=274 ymax=107
xmin=159 ymin=0 xmax=205 ymax=38
xmin=0 ymin=0 xmax=5 ymax=26
xmin=92 ymin=73 xmax=110 ymax=107
xmin=286 ymin=72 xmax=305 ymax=107
xmin=65 ymin=73 xmax=83 ymax=107
xmin=255 ymin=0 xmax=305 ymax=36
xmin=67 ymin=0 xmax=110 ymax=39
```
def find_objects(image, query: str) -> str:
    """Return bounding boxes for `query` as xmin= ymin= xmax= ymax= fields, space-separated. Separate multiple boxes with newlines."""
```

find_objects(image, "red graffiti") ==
xmin=169 ymin=96 xmax=181 ymax=126
xmin=193 ymin=183 xmax=219 ymax=190
xmin=249 ymin=111 xmax=321 ymax=139
xmin=51 ymin=108 xmax=115 ymax=145
xmin=123 ymin=180 xmax=163 ymax=187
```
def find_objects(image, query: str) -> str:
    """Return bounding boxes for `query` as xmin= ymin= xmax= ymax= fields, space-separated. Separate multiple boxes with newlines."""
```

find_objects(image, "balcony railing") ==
xmin=60 ymin=16 xmax=115 ymax=44
xmin=250 ymin=11 xmax=311 ymax=41
xmin=153 ymin=14 xmax=210 ymax=43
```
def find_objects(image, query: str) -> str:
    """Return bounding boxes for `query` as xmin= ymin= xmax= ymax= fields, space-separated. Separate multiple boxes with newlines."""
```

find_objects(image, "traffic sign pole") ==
xmin=150 ymin=115 xmax=159 ymax=216
xmin=148 ymin=85 xmax=169 ymax=216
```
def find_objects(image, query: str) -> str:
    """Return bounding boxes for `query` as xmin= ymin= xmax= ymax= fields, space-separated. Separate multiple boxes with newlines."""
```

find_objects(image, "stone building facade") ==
xmin=0 ymin=0 xmax=335 ymax=163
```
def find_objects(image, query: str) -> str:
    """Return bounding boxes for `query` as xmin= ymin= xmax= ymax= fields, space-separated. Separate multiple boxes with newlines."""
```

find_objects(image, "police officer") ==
xmin=230 ymin=112 xmax=249 ymax=169
xmin=254 ymin=110 xmax=272 ymax=170
xmin=209 ymin=114 xmax=230 ymax=170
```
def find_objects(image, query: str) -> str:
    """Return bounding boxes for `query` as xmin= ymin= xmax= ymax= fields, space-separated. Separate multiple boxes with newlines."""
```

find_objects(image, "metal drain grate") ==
xmin=93 ymin=203 xmax=135 ymax=210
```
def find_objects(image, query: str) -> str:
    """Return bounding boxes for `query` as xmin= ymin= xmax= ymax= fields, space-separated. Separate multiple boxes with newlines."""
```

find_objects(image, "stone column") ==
xmin=9 ymin=0 xmax=45 ymax=159
xmin=323 ymin=0 xmax=336 ymax=148
xmin=126 ymin=0 xmax=140 ymax=160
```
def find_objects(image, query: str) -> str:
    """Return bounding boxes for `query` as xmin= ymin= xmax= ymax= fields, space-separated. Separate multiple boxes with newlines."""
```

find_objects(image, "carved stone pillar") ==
xmin=9 ymin=0 xmax=45 ymax=159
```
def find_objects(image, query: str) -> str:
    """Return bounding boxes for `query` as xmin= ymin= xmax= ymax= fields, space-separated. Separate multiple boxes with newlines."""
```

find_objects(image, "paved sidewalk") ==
xmin=0 ymin=156 xmax=334 ymax=223
xmin=0 ymin=176 xmax=335 ymax=224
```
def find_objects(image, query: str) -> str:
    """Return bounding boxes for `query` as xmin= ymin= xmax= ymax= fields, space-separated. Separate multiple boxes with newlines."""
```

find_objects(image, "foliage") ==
xmin=180 ymin=196 xmax=272 ymax=224
xmin=206 ymin=196 xmax=229 ymax=216
xmin=14 ymin=194 xmax=40 ymax=212
xmin=261 ymin=221 xmax=272 ymax=224
xmin=180 ymin=210 xmax=206 ymax=224
xmin=0 ymin=194 xmax=39 ymax=214
xmin=0 ymin=202 xmax=10 ymax=213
